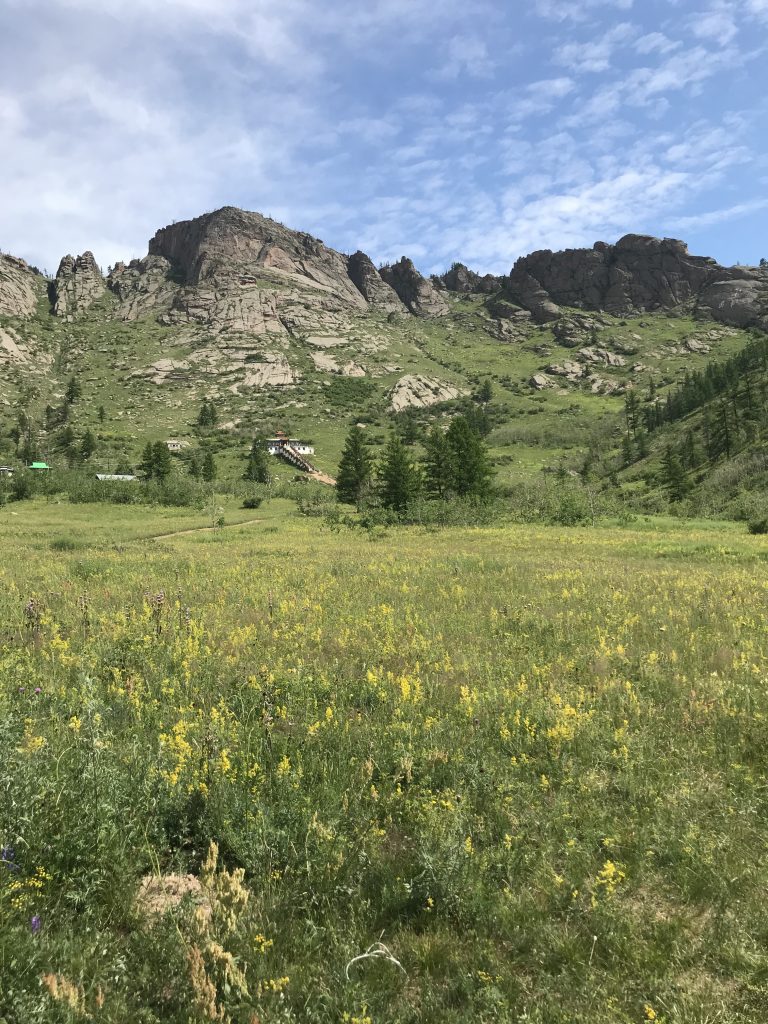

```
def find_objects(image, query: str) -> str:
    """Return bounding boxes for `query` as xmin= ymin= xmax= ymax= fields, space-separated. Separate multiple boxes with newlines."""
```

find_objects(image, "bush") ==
xmin=50 ymin=537 xmax=80 ymax=551
xmin=242 ymin=497 xmax=262 ymax=510
xmin=748 ymin=518 xmax=768 ymax=535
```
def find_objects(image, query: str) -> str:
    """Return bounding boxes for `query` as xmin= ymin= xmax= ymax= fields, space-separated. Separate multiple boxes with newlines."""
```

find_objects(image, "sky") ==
xmin=1 ymin=0 xmax=767 ymax=277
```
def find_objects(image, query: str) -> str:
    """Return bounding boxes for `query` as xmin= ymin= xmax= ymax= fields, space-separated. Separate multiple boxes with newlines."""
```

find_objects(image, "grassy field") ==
xmin=1 ymin=500 xmax=768 ymax=1022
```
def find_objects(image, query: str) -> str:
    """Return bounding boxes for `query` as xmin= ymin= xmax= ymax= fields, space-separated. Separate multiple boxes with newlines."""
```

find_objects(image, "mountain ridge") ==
xmin=0 ymin=205 xmax=766 ymax=502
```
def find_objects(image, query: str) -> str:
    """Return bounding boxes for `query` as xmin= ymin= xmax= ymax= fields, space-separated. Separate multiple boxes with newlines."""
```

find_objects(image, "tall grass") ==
xmin=1 ymin=509 xmax=767 ymax=1022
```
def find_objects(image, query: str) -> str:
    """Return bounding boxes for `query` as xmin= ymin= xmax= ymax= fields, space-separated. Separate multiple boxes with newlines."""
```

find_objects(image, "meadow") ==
xmin=1 ymin=499 xmax=768 ymax=1022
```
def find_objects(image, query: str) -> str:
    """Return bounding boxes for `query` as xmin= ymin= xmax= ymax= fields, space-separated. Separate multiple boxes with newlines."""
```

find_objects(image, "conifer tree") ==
xmin=379 ymin=433 xmax=421 ymax=512
xmin=151 ymin=441 xmax=173 ymax=481
xmin=621 ymin=432 xmax=634 ymax=467
xmin=244 ymin=437 xmax=271 ymax=483
xmin=65 ymin=376 xmax=82 ymax=403
xmin=138 ymin=442 xmax=155 ymax=480
xmin=201 ymin=450 xmax=216 ymax=482
xmin=423 ymin=425 xmax=454 ymax=499
xmin=445 ymin=415 xmax=494 ymax=499
xmin=336 ymin=426 xmax=373 ymax=506
xmin=80 ymin=429 xmax=97 ymax=461
xmin=661 ymin=444 xmax=687 ymax=502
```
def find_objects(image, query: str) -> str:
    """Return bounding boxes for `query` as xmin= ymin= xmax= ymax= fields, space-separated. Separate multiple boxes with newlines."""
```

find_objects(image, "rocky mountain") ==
xmin=0 ymin=207 xmax=766 ymax=493
xmin=503 ymin=234 xmax=768 ymax=328
xmin=106 ymin=207 xmax=443 ymax=334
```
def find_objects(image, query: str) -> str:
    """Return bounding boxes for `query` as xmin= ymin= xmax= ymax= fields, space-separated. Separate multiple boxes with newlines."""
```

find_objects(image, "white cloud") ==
xmin=669 ymin=198 xmax=768 ymax=230
xmin=433 ymin=35 xmax=496 ymax=79
xmin=534 ymin=0 xmax=633 ymax=22
xmin=506 ymin=77 xmax=576 ymax=121
xmin=635 ymin=32 xmax=681 ymax=55
xmin=690 ymin=6 xmax=738 ymax=44
xmin=554 ymin=22 xmax=635 ymax=72
xmin=0 ymin=0 xmax=766 ymax=276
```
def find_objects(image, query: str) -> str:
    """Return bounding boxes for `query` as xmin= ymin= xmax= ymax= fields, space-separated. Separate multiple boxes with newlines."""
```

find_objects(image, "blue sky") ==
xmin=1 ymin=0 xmax=767 ymax=276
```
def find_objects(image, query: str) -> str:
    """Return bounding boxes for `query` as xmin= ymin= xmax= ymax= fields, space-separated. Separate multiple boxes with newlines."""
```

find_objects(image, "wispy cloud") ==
xmin=534 ymin=0 xmax=633 ymax=22
xmin=554 ymin=23 xmax=635 ymax=72
xmin=0 ymin=0 xmax=766 ymax=274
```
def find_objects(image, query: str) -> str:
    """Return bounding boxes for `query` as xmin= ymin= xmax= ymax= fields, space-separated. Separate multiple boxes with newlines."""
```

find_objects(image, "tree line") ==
xmin=336 ymin=415 xmax=494 ymax=513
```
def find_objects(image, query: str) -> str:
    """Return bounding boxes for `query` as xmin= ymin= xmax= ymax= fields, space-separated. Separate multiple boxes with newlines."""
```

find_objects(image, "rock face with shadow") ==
xmin=502 ymin=234 xmax=767 ymax=329
xmin=52 ymin=251 xmax=105 ymax=318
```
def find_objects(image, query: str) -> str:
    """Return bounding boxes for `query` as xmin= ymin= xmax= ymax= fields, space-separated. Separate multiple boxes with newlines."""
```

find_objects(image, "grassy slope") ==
xmin=0 ymin=279 xmax=757 ymax=487
xmin=1 ymin=501 xmax=768 ymax=1022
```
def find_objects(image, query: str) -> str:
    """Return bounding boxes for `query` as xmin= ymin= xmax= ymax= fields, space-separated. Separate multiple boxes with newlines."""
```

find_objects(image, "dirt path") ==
xmin=149 ymin=518 xmax=264 ymax=541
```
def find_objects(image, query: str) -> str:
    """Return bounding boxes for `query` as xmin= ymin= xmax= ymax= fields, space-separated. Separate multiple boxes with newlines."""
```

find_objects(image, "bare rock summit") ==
xmin=380 ymin=257 xmax=449 ymax=317
xmin=505 ymin=234 xmax=767 ymax=328
xmin=53 ymin=252 xmax=105 ymax=318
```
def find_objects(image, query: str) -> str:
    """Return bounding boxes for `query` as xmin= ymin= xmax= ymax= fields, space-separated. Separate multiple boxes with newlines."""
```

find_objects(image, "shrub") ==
xmin=242 ymin=497 xmax=262 ymax=510
xmin=748 ymin=518 xmax=768 ymax=535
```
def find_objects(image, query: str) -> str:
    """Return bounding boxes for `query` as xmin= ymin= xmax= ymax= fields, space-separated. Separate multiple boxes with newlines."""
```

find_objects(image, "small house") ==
xmin=96 ymin=474 xmax=136 ymax=482
xmin=266 ymin=433 xmax=315 ymax=457
xmin=0 ymin=466 xmax=14 ymax=476
xmin=29 ymin=462 xmax=50 ymax=471
xmin=166 ymin=440 xmax=185 ymax=453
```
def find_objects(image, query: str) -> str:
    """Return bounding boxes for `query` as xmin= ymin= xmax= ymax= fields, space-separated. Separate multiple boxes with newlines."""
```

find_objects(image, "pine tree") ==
xmin=477 ymin=379 xmax=493 ymax=404
xmin=681 ymin=430 xmax=700 ymax=470
xmin=661 ymin=444 xmax=687 ymax=502
xmin=80 ymin=429 xmax=97 ymax=461
xmin=445 ymin=416 xmax=494 ymax=498
xmin=138 ymin=442 xmax=155 ymax=480
xmin=379 ymin=433 xmax=421 ymax=512
xmin=188 ymin=453 xmax=201 ymax=479
xmin=423 ymin=425 xmax=454 ymax=499
xmin=244 ymin=438 xmax=271 ymax=483
xmin=636 ymin=426 xmax=649 ymax=459
xmin=151 ymin=441 xmax=173 ymax=481
xmin=197 ymin=402 xmax=218 ymax=428
xmin=201 ymin=450 xmax=216 ymax=482
xmin=336 ymin=426 xmax=374 ymax=506
xmin=621 ymin=432 xmax=634 ymax=467
xmin=65 ymin=376 xmax=82 ymax=403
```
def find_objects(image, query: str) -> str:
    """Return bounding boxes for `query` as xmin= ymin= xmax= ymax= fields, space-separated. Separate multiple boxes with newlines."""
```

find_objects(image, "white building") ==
xmin=266 ymin=435 xmax=315 ymax=456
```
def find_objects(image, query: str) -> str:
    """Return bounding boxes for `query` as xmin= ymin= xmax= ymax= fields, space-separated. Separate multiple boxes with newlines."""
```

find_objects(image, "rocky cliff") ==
xmin=504 ymin=234 xmax=767 ymax=328
xmin=106 ymin=207 xmax=442 ymax=335
xmin=380 ymin=257 xmax=449 ymax=317
xmin=53 ymin=252 xmax=105 ymax=318
xmin=0 ymin=254 xmax=41 ymax=318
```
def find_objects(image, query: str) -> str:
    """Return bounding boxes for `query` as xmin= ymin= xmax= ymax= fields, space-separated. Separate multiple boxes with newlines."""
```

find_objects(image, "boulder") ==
xmin=698 ymin=278 xmax=767 ymax=328
xmin=504 ymin=269 xmax=561 ymax=323
xmin=486 ymin=296 xmax=524 ymax=320
xmin=389 ymin=373 xmax=464 ymax=410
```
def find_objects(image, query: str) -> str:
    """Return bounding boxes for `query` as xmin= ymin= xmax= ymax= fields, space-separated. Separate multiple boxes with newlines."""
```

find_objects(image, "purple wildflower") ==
xmin=1 ymin=846 xmax=19 ymax=871
xmin=30 ymin=915 xmax=41 ymax=933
